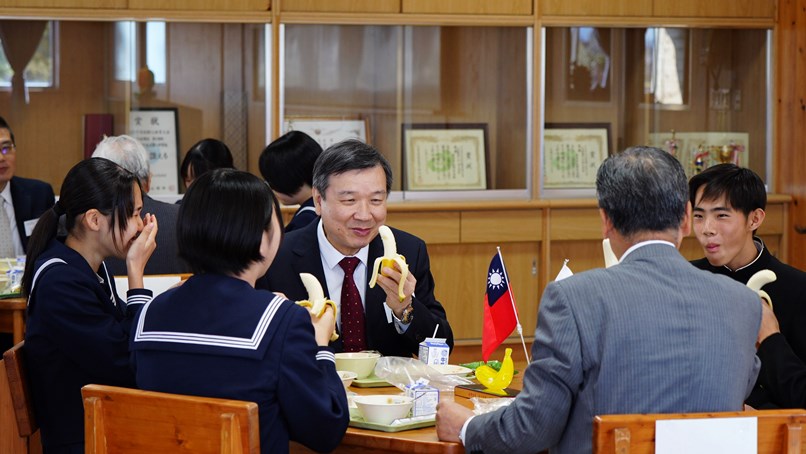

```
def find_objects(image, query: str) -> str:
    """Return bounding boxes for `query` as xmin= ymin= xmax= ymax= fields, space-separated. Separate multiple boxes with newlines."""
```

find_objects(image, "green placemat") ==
xmin=348 ymin=409 xmax=435 ymax=432
xmin=0 ymin=292 xmax=21 ymax=299
xmin=351 ymin=374 xmax=393 ymax=388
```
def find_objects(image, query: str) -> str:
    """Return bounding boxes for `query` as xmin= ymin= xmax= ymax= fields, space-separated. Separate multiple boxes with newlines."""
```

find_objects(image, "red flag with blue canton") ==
xmin=482 ymin=253 xmax=518 ymax=362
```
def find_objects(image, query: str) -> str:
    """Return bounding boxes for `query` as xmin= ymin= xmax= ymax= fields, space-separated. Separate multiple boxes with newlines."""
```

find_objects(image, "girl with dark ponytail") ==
xmin=22 ymin=157 xmax=158 ymax=454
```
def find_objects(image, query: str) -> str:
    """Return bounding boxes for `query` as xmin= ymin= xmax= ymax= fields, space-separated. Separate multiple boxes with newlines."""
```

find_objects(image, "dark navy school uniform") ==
xmin=131 ymin=274 xmax=349 ymax=454
xmin=284 ymin=197 xmax=318 ymax=233
xmin=25 ymin=239 xmax=152 ymax=453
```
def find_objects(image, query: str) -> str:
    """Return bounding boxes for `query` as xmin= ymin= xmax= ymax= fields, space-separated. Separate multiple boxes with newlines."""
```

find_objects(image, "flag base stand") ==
xmin=454 ymin=383 xmax=520 ymax=400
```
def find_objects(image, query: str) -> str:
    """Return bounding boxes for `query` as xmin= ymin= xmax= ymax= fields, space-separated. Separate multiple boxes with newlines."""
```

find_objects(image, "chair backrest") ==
xmin=593 ymin=409 xmax=806 ymax=454
xmin=113 ymin=273 xmax=191 ymax=297
xmin=3 ymin=341 xmax=37 ymax=437
xmin=82 ymin=384 xmax=260 ymax=454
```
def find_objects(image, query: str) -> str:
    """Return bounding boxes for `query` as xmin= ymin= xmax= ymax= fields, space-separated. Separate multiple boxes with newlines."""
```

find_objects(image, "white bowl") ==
xmin=335 ymin=352 xmax=381 ymax=379
xmin=337 ymin=370 xmax=358 ymax=389
xmin=353 ymin=395 xmax=413 ymax=425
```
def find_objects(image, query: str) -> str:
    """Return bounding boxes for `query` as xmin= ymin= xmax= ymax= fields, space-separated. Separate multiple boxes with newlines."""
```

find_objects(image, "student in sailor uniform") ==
xmin=259 ymin=130 xmax=322 ymax=233
xmin=131 ymin=169 xmax=349 ymax=454
xmin=22 ymin=158 xmax=159 ymax=454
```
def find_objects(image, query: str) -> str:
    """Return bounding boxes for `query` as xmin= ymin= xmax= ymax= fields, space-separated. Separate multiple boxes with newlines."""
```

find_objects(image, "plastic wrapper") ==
xmin=374 ymin=356 xmax=473 ymax=392
xmin=470 ymin=397 xmax=514 ymax=415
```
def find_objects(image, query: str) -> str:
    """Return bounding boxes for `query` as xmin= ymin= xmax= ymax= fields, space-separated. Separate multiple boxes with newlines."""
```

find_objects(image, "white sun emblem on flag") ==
xmin=488 ymin=268 xmax=505 ymax=290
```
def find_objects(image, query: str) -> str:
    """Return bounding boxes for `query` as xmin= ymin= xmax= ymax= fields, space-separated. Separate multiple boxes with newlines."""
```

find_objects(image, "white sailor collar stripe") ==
xmin=133 ymin=294 xmax=285 ymax=350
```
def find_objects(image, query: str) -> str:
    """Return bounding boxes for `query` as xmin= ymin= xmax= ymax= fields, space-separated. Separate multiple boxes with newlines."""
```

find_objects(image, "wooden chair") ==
xmin=2 ymin=341 xmax=38 ymax=444
xmin=593 ymin=409 xmax=806 ymax=454
xmin=82 ymin=384 xmax=260 ymax=454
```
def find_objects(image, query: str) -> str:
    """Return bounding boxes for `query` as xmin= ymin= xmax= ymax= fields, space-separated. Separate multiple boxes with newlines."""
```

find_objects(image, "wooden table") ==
xmin=291 ymin=366 xmax=526 ymax=454
xmin=291 ymin=382 xmax=464 ymax=454
xmin=0 ymin=297 xmax=25 ymax=345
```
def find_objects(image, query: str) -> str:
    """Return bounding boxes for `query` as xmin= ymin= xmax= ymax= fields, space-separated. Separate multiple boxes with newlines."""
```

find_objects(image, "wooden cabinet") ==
xmin=541 ymin=0 xmax=774 ymax=19
xmin=0 ymin=0 xmax=125 ymax=7
xmin=540 ymin=0 xmax=650 ymax=17
xmin=281 ymin=0 xmax=399 ymax=13
xmin=128 ymin=0 xmax=269 ymax=10
xmin=402 ymin=0 xmax=532 ymax=15
xmin=654 ymin=0 xmax=776 ymax=19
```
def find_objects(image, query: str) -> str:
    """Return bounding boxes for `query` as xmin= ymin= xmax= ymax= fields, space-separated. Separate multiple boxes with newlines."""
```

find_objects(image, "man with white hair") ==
xmin=92 ymin=135 xmax=189 ymax=275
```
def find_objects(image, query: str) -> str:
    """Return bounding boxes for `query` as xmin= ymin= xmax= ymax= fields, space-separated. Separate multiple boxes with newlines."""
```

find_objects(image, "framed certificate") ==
xmin=283 ymin=117 xmax=369 ymax=150
xmin=543 ymin=123 xmax=611 ymax=189
xmin=129 ymin=108 xmax=180 ymax=195
xmin=402 ymin=123 xmax=488 ymax=191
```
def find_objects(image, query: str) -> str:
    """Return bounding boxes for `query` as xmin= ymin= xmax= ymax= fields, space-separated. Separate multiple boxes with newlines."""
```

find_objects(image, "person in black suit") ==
xmin=259 ymin=131 xmax=321 ymax=233
xmin=0 ymin=115 xmax=55 ymax=256
xmin=92 ymin=135 xmax=190 ymax=275
xmin=257 ymin=139 xmax=453 ymax=357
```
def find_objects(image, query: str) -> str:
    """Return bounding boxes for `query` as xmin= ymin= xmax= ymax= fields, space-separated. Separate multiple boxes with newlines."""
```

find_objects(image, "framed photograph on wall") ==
xmin=129 ymin=108 xmax=180 ymax=195
xmin=402 ymin=123 xmax=488 ymax=191
xmin=283 ymin=116 xmax=369 ymax=150
xmin=543 ymin=123 xmax=611 ymax=189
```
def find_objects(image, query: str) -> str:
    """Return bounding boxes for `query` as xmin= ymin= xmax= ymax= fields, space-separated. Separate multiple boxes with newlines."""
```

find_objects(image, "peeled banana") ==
xmin=297 ymin=273 xmax=339 ymax=341
xmin=746 ymin=269 xmax=776 ymax=309
xmin=368 ymin=225 xmax=409 ymax=301
xmin=475 ymin=348 xmax=514 ymax=396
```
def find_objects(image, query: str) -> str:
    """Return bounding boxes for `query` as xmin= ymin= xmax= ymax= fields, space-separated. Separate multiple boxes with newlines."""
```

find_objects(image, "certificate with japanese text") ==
xmin=543 ymin=125 xmax=610 ymax=189
xmin=403 ymin=125 xmax=487 ymax=191
xmin=129 ymin=108 xmax=180 ymax=195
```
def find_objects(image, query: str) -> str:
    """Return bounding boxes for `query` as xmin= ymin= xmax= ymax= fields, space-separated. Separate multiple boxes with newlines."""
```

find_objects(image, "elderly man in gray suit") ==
xmin=436 ymin=146 xmax=763 ymax=454
xmin=92 ymin=135 xmax=190 ymax=275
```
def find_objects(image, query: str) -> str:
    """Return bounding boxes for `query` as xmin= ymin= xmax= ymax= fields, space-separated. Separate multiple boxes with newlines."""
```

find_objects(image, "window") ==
xmin=0 ymin=21 xmax=56 ymax=88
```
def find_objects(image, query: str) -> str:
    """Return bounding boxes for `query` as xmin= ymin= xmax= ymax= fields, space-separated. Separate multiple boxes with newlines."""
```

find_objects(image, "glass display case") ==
xmin=281 ymin=24 xmax=533 ymax=199
xmin=542 ymin=26 xmax=772 ymax=197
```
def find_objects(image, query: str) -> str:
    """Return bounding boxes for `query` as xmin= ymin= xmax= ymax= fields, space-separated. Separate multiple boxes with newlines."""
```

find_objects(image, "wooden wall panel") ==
xmin=549 ymin=208 xmax=601 ymax=240
xmin=653 ymin=0 xmax=775 ymax=18
xmin=776 ymin=0 xmax=806 ymax=269
xmin=385 ymin=211 xmax=460 ymax=244
xmin=282 ymin=0 xmax=400 ymax=13
xmin=128 ymin=0 xmax=268 ymax=10
xmin=402 ymin=0 xmax=532 ymax=15
xmin=461 ymin=210 xmax=542 ymax=243
xmin=540 ymin=0 xmax=651 ymax=17
xmin=429 ymin=242 xmax=540 ymax=340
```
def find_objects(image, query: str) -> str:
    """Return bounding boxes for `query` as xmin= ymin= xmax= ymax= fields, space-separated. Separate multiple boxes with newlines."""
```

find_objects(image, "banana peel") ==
xmin=297 ymin=273 xmax=339 ymax=342
xmin=475 ymin=348 xmax=514 ymax=396
xmin=368 ymin=225 xmax=409 ymax=301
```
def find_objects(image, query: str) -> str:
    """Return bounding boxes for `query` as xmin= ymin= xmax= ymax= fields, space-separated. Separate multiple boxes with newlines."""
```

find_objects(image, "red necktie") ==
xmin=339 ymin=257 xmax=367 ymax=352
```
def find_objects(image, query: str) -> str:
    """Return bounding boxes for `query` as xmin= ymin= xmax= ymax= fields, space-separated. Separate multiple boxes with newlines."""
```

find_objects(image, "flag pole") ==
xmin=497 ymin=246 xmax=530 ymax=364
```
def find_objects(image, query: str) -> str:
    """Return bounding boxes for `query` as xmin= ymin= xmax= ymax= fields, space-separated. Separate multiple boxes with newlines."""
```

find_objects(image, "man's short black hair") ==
xmin=0 ymin=116 xmax=15 ymax=144
xmin=689 ymin=163 xmax=766 ymax=216
xmin=178 ymin=168 xmax=280 ymax=276
xmin=312 ymin=139 xmax=393 ymax=198
xmin=259 ymin=131 xmax=322 ymax=196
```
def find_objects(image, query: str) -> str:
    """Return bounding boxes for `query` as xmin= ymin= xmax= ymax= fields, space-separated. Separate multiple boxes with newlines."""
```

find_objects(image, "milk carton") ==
xmin=405 ymin=380 xmax=439 ymax=417
xmin=418 ymin=337 xmax=449 ymax=365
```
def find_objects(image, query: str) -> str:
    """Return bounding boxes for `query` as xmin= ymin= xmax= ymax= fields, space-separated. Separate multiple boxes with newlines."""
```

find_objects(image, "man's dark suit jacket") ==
xmin=105 ymin=194 xmax=191 ymax=276
xmin=258 ymin=221 xmax=453 ymax=357
xmin=10 ymin=175 xmax=55 ymax=252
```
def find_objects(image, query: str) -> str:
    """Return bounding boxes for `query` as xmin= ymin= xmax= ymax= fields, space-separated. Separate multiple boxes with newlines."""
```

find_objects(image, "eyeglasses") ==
xmin=0 ymin=143 xmax=15 ymax=156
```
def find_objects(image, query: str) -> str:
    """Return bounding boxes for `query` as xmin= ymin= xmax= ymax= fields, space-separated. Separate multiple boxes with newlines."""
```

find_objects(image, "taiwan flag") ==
xmin=482 ymin=252 xmax=518 ymax=362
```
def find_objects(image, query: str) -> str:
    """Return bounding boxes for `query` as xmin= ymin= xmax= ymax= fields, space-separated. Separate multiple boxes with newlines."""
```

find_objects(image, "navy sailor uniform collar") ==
xmin=132 ymin=274 xmax=292 ymax=359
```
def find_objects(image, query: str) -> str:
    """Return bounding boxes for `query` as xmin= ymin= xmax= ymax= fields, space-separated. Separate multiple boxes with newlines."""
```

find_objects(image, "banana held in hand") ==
xmin=746 ymin=269 xmax=777 ymax=309
xmin=368 ymin=225 xmax=409 ymax=301
xmin=475 ymin=348 xmax=514 ymax=396
xmin=297 ymin=273 xmax=339 ymax=341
